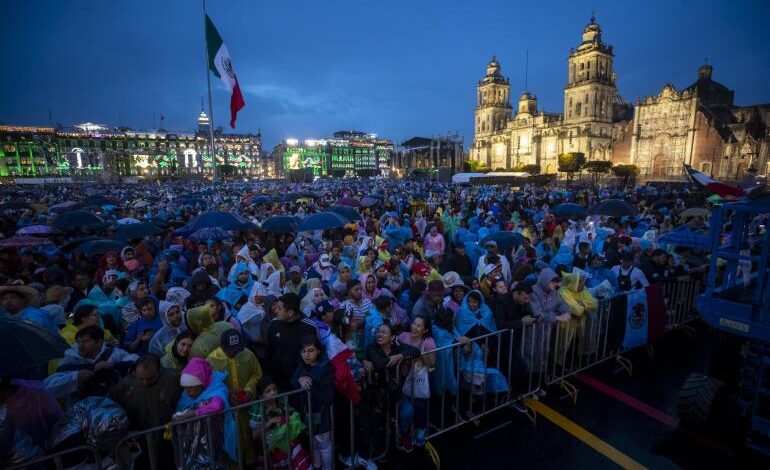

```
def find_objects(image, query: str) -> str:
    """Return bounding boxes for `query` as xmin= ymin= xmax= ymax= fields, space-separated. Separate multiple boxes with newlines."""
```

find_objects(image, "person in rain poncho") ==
xmin=208 ymin=329 xmax=263 ymax=404
xmin=228 ymin=244 xmax=259 ymax=278
xmin=216 ymin=262 xmax=255 ymax=313
xmin=555 ymin=268 xmax=599 ymax=361
xmin=186 ymin=304 xmax=232 ymax=359
xmin=148 ymin=301 xmax=185 ymax=357
xmin=454 ymin=291 xmax=508 ymax=395
xmin=174 ymin=357 xmax=238 ymax=464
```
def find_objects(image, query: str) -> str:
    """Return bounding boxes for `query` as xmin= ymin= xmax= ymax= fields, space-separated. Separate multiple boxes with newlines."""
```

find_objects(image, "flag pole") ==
xmin=203 ymin=0 xmax=217 ymax=185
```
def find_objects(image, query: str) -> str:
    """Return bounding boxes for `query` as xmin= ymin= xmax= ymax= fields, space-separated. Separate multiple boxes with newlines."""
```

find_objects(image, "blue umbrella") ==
xmin=552 ymin=203 xmax=587 ymax=219
xmin=480 ymin=231 xmax=526 ymax=252
xmin=251 ymin=195 xmax=279 ymax=205
xmin=180 ymin=197 xmax=207 ymax=207
xmin=298 ymin=212 xmax=348 ymax=232
xmin=0 ymin=317 xmax=69 ymax=375
xmin=53 ymin=210 xmax=104 ymax=229
xmin=329 ymin=205 xmax=362 ymax=221
xmin=72 ymin=239 xmax=127 ymax=257
xmin=262 ymin=215 xmax=300 ymax=233
xmin=177 ymin=211 xmax=256 ymax=234
xmin=658 ymin=227 xmax=711 ymax=250
xmin=361 ymin=197 xmax=380 ymax=208
xmin=588 ymin=199 xmax=636 ymax=217
xmin=112 ymin=222 xmax=162 ymax=241
xmin=189 ymin=227 xmax=232 ymax=242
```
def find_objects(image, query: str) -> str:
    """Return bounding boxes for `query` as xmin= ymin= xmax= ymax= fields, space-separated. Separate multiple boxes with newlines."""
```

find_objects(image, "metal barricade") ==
xmin=112 ymin=387 xmax=318 ymax=470
xmin=7 ymin=445 xmax=103 ymax=470
xmin=663 ymin=278 xmax=701 ymax=330
xmin=387 ymin=328 xmax=547 ymax=443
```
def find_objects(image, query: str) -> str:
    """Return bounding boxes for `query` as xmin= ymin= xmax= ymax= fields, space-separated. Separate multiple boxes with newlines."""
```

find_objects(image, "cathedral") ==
xmin=469 ymin=15 xmax=770 ymax=180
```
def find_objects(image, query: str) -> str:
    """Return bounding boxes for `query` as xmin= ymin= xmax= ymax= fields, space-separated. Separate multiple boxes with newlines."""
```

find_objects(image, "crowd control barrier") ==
xmin=7 ymin=445 xmax=104 ymax=470
xmin=112 ymin=387 xmax=320 ymax=470
xmin=12 ymin=279 xmax=702 ymax=470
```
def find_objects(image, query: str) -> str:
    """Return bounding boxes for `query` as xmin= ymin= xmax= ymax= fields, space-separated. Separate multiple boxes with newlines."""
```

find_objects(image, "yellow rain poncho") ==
xmin=207 ymin=347 xmax=263 ymax=395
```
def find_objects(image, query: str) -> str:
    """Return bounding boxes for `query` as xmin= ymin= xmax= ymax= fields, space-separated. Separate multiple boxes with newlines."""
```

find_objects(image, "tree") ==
xmin=464 ymin=160 xmax=489 ymax=172
xmin=584 ymin=160 xmax=612 ymax=185
xmin=558 ymin=152 xmax=586 ymax=183
xmin=521 ymin=164 xmax=541 ymax=175
xmin=612 ymin=164 xmax=640 ymax=187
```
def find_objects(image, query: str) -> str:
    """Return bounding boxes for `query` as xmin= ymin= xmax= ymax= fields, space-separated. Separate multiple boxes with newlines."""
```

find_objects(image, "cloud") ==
xmin=241 ymin=82 xmax=356 ymax=117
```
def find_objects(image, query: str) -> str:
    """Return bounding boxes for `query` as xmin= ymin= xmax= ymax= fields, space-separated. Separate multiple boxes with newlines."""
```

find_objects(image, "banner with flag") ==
xmin=622 ymin=289 xmax=649 ymax=349
xmin=206 ymin=15 xmax=245 ymax=128
xmin=683 ymin=164 xmax=744 ymax=198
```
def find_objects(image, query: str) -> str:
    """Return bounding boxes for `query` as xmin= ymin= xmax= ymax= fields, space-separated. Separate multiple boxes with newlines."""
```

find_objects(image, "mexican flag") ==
xmin=683 ymin=164 xmax=744 ymax=198
xmin=206 ymin=15 xmax=245 ymax=128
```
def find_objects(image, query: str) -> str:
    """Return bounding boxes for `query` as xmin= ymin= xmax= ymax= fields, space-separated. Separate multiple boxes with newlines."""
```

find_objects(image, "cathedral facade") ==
xmin=469 ymin=16 xmax=770 ymax=180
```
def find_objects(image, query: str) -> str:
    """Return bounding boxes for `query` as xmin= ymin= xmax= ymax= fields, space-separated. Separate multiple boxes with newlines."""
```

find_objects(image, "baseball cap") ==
xmin=485 ymin=240 xmax=498 ymax=247
xmin=313 ymin=300 xmax=334 ymax=318
xmin=319 ymin=254 xmax=332 ymax=268
xmin=412 ymin=262 xmax=430 ymax=277
xmin=289 ymin=265 xmax=302 ymax=274
xmin=221 ymin=329 xmax=245 ymax=356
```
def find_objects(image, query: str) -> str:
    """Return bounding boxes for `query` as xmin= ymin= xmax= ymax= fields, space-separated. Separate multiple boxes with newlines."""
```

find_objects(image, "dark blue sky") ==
xmin=1 ymin=0 xmax=768 ymax=150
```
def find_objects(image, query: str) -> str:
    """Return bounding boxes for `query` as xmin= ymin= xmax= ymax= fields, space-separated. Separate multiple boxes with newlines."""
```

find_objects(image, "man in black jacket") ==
xmin=265 ymin=293 xmax=317 ymax=391
xmin=441 ymin=242 xmax=473 ymax=278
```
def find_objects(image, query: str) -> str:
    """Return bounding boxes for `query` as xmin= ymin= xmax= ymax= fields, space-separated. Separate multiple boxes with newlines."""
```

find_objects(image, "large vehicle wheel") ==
xmin=677 ymin=373 xmax=725 ymax=432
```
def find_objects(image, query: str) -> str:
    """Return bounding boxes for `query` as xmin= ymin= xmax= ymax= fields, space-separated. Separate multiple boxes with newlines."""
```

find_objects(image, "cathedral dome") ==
xmin=581 ymin=13 xmax=602 ymax=43
xmin=486 ymin=56 xmax=501 ymax=77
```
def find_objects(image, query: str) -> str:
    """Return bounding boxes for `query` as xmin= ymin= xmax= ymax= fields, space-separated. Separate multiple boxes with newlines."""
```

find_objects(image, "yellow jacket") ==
xmin=558 ymin=272 xmax=598 ymax=317
xmin=207 ymin=346 xmax=263 ymax=394
xmin=60 ymin=319 xmax=115 ymax=346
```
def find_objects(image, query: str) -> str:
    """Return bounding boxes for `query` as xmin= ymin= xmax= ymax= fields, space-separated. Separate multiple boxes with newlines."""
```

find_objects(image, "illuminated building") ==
xmin=274 ymin=131 xmax=393 ymax=178
xmin=394 ymin=135 xmax=465 ymax=173
xmin=0 ymin=108 xmax=269 ymax=179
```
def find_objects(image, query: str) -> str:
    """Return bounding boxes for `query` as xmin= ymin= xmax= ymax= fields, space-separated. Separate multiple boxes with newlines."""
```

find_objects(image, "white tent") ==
xmin=451 ymin=172 xmax=485 ymax=184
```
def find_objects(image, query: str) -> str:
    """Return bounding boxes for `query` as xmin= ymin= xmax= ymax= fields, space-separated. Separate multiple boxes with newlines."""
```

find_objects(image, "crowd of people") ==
xmin=0 ymin=177 xmax=756 ymax=469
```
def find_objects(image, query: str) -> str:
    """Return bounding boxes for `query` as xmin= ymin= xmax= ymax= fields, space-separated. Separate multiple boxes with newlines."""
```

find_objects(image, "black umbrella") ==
xmin=262 ymin=215 xmax=300 ymax=233
xmin=72 ymin=239 xmax=127 ymax=257
xmin=298 ymin=212 xmax=348 ymax=232
xmin=329 ymin=205 xmax=362 ymax=221
xmin=552 ymin=203 xmax=587 ymax=219
xmin=112 ymin=222 xmax=162 ymax=241
xmin=480 ymin=231 xmax=526 ymax=252
xmin=0 ymin=317 xmax=69 ymax=376
xmin=588 ymin=199 xmax=636 ymax=217
xmin=53 ymin=210 xmax=104 ymax=229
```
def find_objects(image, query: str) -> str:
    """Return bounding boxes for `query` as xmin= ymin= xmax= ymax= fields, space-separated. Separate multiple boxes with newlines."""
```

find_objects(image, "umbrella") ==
xmin=298 ymin=212 xmax=348 ymax=232
xmin=49 ymin=201 xmax=80 ymax=212
xmin=116 ymin=217 xmax=142 ymax=225
xmin=480 ymin=231 xmax=526 ymax=252
xmin=588 ymin=199 xmax=636 ymax=217
xmin=16 ymin=225 xmax=60 ymax=236
xmin=134 ymin=200 xmax=151 ymax=208
xmin=0 ymin=317 xmax=69 ymax=376
xmin=1 ymin=201 xmax=34 ymax=211
xmin=0 ymin=235 xmax=54 ymax=249
xmin=181 ymin=197 xmax=207 ymax=206
xmin=112 ymin=222 xmax=162 ymax=241
xmin=251 ymin=195 xmax=279 ymax=205
xmin=680 ymin=207 xmax=710 ymax=218
xmin=180 ymin=211 xmax=256 ymax=233
xmin=261 ymin=215 xmax=300 ymax=233
xmin=189 ymin=227 xmax=232 ymax=242
xmin=552 ymin=203 xmax=587 ymax=219
xmin=329 ymin=205 xmax=362 ymax=221
xmin=88 ymin=196 xmax=120 ymax=206
xmin=658 ymin=227 xmax=711 ymax=250
xmin=72 ymin=239 xmax=127 ymax=257
xmin=53 ymin=210 xmax=104 ymax=229
xmin=336 ymin=197 xmax=362 ymax=208
xmin=361 ymin=197 xmax=380 ymax=208
xmin=651 ymin=199 xmax=676 ymax=210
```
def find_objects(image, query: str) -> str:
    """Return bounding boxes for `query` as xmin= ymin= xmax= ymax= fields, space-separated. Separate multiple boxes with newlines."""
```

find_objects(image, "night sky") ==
xmin=1 ymin=0 xmax=768 ymax=150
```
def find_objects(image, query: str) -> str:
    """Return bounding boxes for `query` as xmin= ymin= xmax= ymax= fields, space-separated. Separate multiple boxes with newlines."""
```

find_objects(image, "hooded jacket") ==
xmin=455 ymin=290 xmax=497 ymax=338
xmin=149 ymin=301 xmax=185 ymax=356
xmin=530 ymin=268 xmax=570 ymax=323
xmin=186 ymin=270 xmax=219 ymax=309
xmin=216 ymin=262 xmax=255 ymax=312
xmin=207 ymin=346 xmax=263 ymax=396
xmin=558 ymin=271 xmax=598 ymax=317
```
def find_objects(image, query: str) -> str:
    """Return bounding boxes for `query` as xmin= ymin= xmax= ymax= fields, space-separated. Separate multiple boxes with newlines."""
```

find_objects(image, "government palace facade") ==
xmin=469 ymin=15 xmax=770 ymax=180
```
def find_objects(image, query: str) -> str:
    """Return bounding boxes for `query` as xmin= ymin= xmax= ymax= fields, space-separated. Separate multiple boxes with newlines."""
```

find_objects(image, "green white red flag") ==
xmin=206 ymin=15 xmax=245 ymax=128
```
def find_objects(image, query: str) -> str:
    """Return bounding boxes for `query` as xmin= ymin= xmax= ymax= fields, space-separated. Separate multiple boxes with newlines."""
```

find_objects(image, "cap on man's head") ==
xmin=313 ymin=300 xmax=334 ymax=318
xmin=319 ymin=254 xmax=332 ymax=268
xmin=221 ymin=329 xmax=245 ymax=356
xmin=485 ymin=240 xmax=498 ymax=248
xmin=412 ymin=262 xmax=430 ymax=277
xmin=289 ymin=265 xmax=302 ymax=274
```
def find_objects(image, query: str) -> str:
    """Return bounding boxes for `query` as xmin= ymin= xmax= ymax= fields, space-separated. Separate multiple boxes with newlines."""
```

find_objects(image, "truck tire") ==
xmin=677 ymin=373 xmax=725 ymax=431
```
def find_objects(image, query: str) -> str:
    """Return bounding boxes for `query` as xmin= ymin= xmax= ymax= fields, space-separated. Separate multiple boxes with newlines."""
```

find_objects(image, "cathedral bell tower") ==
xmin=563 ymin=14 xmax=617 ymax=124
xmin=475 ymin=56 xmax=511 ymax=137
